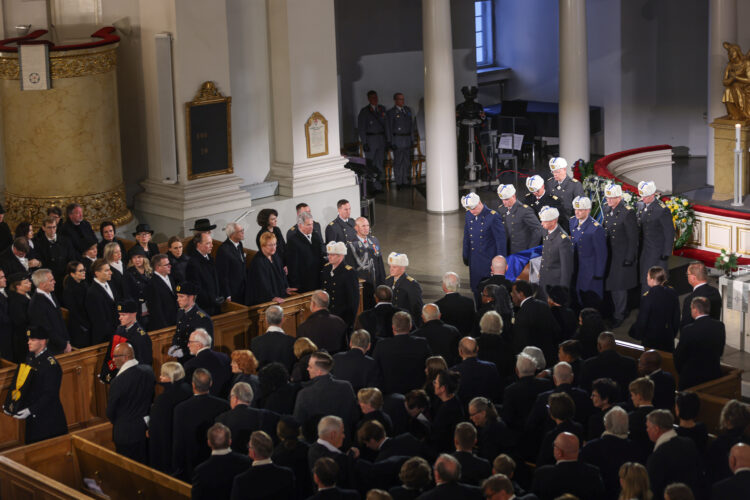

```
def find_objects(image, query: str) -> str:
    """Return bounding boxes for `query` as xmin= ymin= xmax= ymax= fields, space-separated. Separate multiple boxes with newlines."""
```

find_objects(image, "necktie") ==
xmin=104 ymin=283 xmax=113 ymax=300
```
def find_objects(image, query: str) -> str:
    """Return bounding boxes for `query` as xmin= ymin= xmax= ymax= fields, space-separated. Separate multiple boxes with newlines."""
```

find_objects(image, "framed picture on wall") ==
xmin=185 ymin=81 xmax=233 ymax=180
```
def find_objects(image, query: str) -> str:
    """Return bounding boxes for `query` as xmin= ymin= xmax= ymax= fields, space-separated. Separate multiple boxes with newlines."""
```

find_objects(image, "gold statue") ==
xmin=722 ymin=42 xmax=750 ymax=120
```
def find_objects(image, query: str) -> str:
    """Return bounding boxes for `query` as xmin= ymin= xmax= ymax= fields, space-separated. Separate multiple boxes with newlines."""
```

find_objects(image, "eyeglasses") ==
xmin=113 ymin=354 xmax=127 ymax=358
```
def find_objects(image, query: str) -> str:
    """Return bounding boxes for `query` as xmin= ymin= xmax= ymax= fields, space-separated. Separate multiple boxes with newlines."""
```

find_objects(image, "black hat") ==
xmin=191 ymin=218 xmax=216 ymax=231
xmin=279 ymin=415 xmax=300 ymax=429
xmin=117 ymin=299 xmax=139 ymax=314
xmin=175 ymin=282 xmax=199 ymax=295
xmin=26 ymin=326 xmax=48 ymax=340
xmin=83 ymin=236 xmax=99 ymax=250
xmin=7 ymin=271 xmax=30 ymax=286
xmin=133 ymin=223 xmax=154 ymax=236
xmin=128 ymin=245 xmax=147 ymax=258
xmin=545 ymin=285 xmax=570 ymax=306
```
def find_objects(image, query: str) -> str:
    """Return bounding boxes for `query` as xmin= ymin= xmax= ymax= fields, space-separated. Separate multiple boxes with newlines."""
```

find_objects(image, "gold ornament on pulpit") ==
xmin=722 ymin=42 xmax=750 ymax=120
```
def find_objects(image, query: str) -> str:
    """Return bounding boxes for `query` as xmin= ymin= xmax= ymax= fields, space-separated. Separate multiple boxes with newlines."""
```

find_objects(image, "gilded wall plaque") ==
xmin=185 ymin=81 xmax=233 ymax=180
xmin=305 ymin=112 xmax=328 ymax=158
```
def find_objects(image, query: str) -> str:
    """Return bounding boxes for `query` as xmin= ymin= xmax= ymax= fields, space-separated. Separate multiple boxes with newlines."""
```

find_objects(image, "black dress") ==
xmin=245 ymin=252 xmax=289 ymax=305
xmin=63 ymin=278 xmax=90 ymax=348
xmin=0 ymin=292 xmax=12 ymax=361
xmin=167 ymin=252 xmax=190 ymax=286
xmin=255 ymin=227 xmax=286 ymax=266
xmin=8 ymin=292 xmax=30 ymax=363
xmin=123 ymin=267 xmax=151 ymax=327
xmin=108 ymin=263 xmax=125 ymax=299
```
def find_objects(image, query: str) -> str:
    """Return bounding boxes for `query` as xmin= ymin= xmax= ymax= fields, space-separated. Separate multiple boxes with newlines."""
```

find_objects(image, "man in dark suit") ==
xmin=510 ymin=280 xmax=560 ymax=365
xmin=59 ymin=203 xmax=97 ymax=255
xmin=628 ymin=266 xmax=680 ymax=352
xmin=286 ymin=202 xmax=324 ymax=242
xmin=216 ymin=222 xmax=248 ymax=305
xmin=309 ymin=456 xmax=360 ymax=499
xmin=332 ymin=330 xmax=380 ymax=391
xmin=33 ymin=216 xmax=77 ymax=296
xmin=451 ymin=337 xmax=501 ymax=405
xmin=501 ymin=353 xmax=553 ymax=431
xmin=638 ymin=350 xmax=676 ymax=411
xmin=481 ymin=473 xmax=537 ymax=500
xmin=451 ymin=422 xmax=492 ymax=486
xmin=297 ymin=290 xmax=348 ymax=354
xmin=531 ymin=432 xmax=604 ymax=500
xmin=711 ymin=443 xmax=750 ymax=500
xmin=645 ymin=409 xmax=704 ymax=499
xmin=148 ymin=361 xmax=192 ymax=473
xmin=106 ymin=342 xmax=155 ymax=463
xmin=186 ymin=232 xmax=223 ymax=315
xmin=435 ymin=272 xmax=476 ymax=335
xmin=145 ymin=254 xmax=178 ymax=331
xmin=286 ymin=211 xmax=326 ymax=293
xmin=293 ymin=351 xmax=359 ymax=434
xmin=357 ymin=420 xmax=429 ymax=462
xmin=373 ymin=311 xmax=432 ymax=395
xmin=418 ymin=453 xmax=482 ymax=499
xmin=192 ymin=423 xmax=253 ymax=500
xmin=28 ymin=268 xmax=71 ymax=354
xmin=674 ymin=296 xmax=726 ymax=390
xmin=308 ymin=416 xmax=359 ymax=490
xmin=476 ymin=256 xmax=514 ymax=297
xmin=0 ymin=237 xmax=36 ymax=276
xmin=249 ymin=305 xmax=296 ymax=371
xmin=172 ymin=368 xmax=231 ymax=481
xmin=682 ymin=260 xmax=722 ymax=327
xmin=184 ymin=329 xmax=232 ymax=397
xmin=87 ymin=259 xmax=120 ymax=345
xmin=216 ymin=381 xmax=280 ymax=454
xmin=578 ymin=331 xmax=638 ymax=399
xmin=412 ymin=303 xmax=461 ymax=366
xmin=355 ymin=285 xmax=404 ymax=341
xmin=230 ymin=430 xmax=295 ymax=500
xmin=627 ymin=376 xmax=656 ymax=459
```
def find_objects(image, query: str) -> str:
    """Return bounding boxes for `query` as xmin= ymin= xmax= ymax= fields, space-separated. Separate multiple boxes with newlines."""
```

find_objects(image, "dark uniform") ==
xmin=629 ymin=284 xmax=680 ymax=352
xmin=463 ymin=206 xmax=507 ymax=298
xmin=602 ymin=200 xmax=639 ymax=322
xmin=538 ymin=226 xmax=574 ymax=301
xmin=386 ymin=104 xmax=416 ymax=186
xmin=99 ymin=321 xmax=153 ymax=383
xmin=320 ymin=262 xmax=360 ymax=327
xmin=346 ymin=236 xmax=385 ymax=310
xmin=325 ymin=217 xmax=357 ymax=244
xmin=358 ymin=103 xmax=388 ymax=185
xmin=502 ymin=200 xmax=545 ymax=255
xmin=384 ymin=273 xmax=424 ymax=326
xmin=524 ymin=191 xmax=569 ymax=234
xmin=287 ymin=221 xmax=323 ymax=243
xmin=546 ymin=176 xmax=584 ymax=213
xmin=637 ymin=199 xmax=675 ymax=290
xmin=570 ymin=216 xmax=608 ymax=309
xmin=171 ymin=304 xmax=214 ymax=363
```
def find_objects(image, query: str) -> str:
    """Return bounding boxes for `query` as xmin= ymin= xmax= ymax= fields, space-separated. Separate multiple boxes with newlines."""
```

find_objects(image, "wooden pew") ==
xmin=0 ymin=359 xmax=22 ymax=450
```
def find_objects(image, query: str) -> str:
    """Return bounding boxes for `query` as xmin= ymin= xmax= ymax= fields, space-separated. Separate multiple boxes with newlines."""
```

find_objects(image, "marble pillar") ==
xmin=707 ymin=0 xmax=737 ymax=186
xmin=559 ymin=0 xmax=590 ymax=166
xmin=423 ymin=0 xmax=459 ymax=213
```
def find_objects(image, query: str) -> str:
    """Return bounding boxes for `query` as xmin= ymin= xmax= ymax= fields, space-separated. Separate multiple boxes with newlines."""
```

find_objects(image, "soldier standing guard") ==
xmin=524 ymin=175 xmax=568 ymax=233
xmin=384 ymin=252 xmax=424 ymax=326
xmin=537 ymin=206 xmax=574 ymax=301
xmin=320 ymin=242 xmax=360 ymax=327
xmin=358 ymin=90 xmax=388 ymax=190
xmin=461 ymin=192 xmax=507 ymax=302
xmin=99 ymin=300 xmax=153 ymax=383
xmin=346 ymin=217 xmax=385 ymax=310
xmin=636 ymin=181 xmax=675 ymax=292
xmin=546 ymin=157 xmax=584 ymax=211
xmin=325 ymin=199 xmax=358 ymax=244
xmin=569 ymin=196 xmax=608 ymax=310
xmin=497 ymin=184 xmax=545 ymax=255
xmin=168 ymin=282 xmax=214 ymax=364
xmin=602 ymin=184 xmax=639 ymax=328
xmin=386 ymin=92 xmax=417 ymax=187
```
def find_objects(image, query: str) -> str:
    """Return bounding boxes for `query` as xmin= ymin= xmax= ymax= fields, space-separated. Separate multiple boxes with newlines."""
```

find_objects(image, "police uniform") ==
xmin=171 ymin=301 xmax=214 ymax=364
xmin=358 ymin=103 xmax=388 ymax=183
xmin=523 ymin=191 xmax=569 ymax=233
xmin=569 ymin=215 xmax=608 ymax=308
xmin=502 ymin=200 xmax=545 ymax=255
xmin=346 ymin=235 xmax=385 ymax=310
xmin=602 ymin=199 xmax=639 ymax=322
xmin=386 ymin=104 xmax=416 ymax=186
xmin=538 ymin=225 xmax=574 ymax=301
xmin=462 ymin=202 xmax=507 ymax=297
xmin=325 ymin=217 xmax=357 ymax=244
xmin=384 ymin=273 xmax=424 ymax=326
xmin=637 ymin=199 xmax=675 ymax=290
xmin=99 ymin=320 xmax=153 ymax=383
xmin=320 ymin=262 xmax=360 ymax=327
xmin=546 ymin=176 xmax=583 ymax=213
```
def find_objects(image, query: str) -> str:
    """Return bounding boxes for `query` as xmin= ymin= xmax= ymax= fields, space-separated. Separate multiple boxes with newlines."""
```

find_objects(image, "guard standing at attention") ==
xmin=347 ymin=217 xmax=385 ymax=310
xmin=546 ymin=157 xmax=584 ymax=211
xmin=461 ymin=192 xmax=507 ymax=301
xmin=537 ymin=206 xmax=573 ymax=301
xmin=386 ymin=92 xmax=417 ymax=187
xmin=497 ymin=184 xmax=545 ymax=255
xmin=168 ymin=282 xmax=214 ymax=364
xmin=358 ymin=90 xmax=388 ymax=189
xmin=325 ymin=199 xmax=358 ymax=244
xmin=636 ymin=180 xmax=675 ymax=292
xmin=99 ymin=299 xmax=153 ymax=383
xmin=320 ymin=241 xmax=360 ymax=327
xmin=524 ymin=174 xmax=568 ymax=233
xmin=384 ymin=252 xmax=424 ymax=326
xmin=569 ymin=196 xmax=608 ymax=310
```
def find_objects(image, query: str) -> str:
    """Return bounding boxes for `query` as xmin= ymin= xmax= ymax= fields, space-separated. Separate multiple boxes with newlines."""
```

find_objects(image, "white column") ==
xmin=707 ymin=0 xmax=737 ymax=186
xmin=559 ymin=0 xmax=590 ymax=166
xmin=423 ymin=0 xmax=459 ymax=213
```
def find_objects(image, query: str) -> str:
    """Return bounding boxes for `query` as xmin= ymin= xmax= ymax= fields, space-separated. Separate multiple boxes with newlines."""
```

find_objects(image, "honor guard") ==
xmin=546 ymin=157 xmax=584 ymax=211
xmin=569 ymin=196 xmax=608 ymax=309
xmin=636 ymin=181 xmax=675 ymax=292
xmin=286 ymin=202 xmax=323 ymax=242
xmin=347 ymin=217 xmax=386 ymax=310
xmin=320 ymin=242 xmax=360 ymax=327
xmin=537 ymin=206 xmax=574 ymax=301
xmin=602 ymin=184 xmax=639 ymax=328
xmin=325 ymin=199 xmax=358 ymax=244
xmin=3 ymin=326 xmax=68 ymax=444
xmin=99 ymin=300 xmax=153 ymax=383
xmin=384 ymin=252 xmax=424 ymax=326
xmin=461 ymin=192 xmax=507 ymax=300
xmin=358 ymin=90 xmax=388 ymax=188
xmin=524 ymin=175 xmax=569 ymax=233
xmin=497 ymin=184 xmax=545 ymax=255
xmin=386 ymin=92 xmax=417 ymax=187
xmin=168 ymin=282 xmax=214 ymax=364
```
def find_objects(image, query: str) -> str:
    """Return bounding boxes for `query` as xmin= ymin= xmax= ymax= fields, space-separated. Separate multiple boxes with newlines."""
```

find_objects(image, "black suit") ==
xmin=646 ymin=435 xmax=704 ymax=500
xmin=628 ymin=405 xmax=656 ymax=459
xmin=681 ymin=282 xmax=722 ymax=327
xmin=216 ymin=238 xmax=248 ymax=305
xmin=331 ymin=348 xmax=380 ymax=392
xmin=28 ymin=292 xmax=69 ymax=354
xmin=293 ymin=373 xmax=359 ymax=434
xmin=307 ymin=486 xmax=361 ymax=500
xmin=0 ymin=247 xmax=28 ymax=276
xmin=230 ymin=462 xmax=296 ymax=500
xmin=148 ymin=381 xmax=192 ymax=473
xmin=184 ymin=348 xmax=232 ymax=398
xmin=451 ymin=357 xmax=501 ymax=404
xmin=578 ymin=348 xmax=638 ymax=400
xmin=106 ymin=363 xmax=155 ymax=463
xmin=536 ymin=420 xmax=585 ymax=466
xmin=526 ymin=384 xmax=593 ymax=438
xmin=192 ymin=451 xmax=252 ymax=500
xmin=272 ymin=440 xmax=312 ymax=499
xmin=172 ymin=393 xmax=231 ymax=481
xmin=429 ymin=396 xmax=465 ymax=455
xmin=434 ymin=293 xmax=476 ymax=335
xmin=452 ymin=451 xmax=491 ymax=486
xmin=628 ymin=285 xmax=680 ymax=352
xmin=286 ymin=229 xmax=325 ymax=293
xmin=127 ymin=242 xmax=160 ymax=261
xmin=86 ymin=281 xmax=119 ymax=345
xmin=297 ymin=309 xmax=348 ymax=354
xmin=376 ymin=433 xmax=431 ymax=462
xmin=251 ymin=329 xmax=296 ymax=372
xmin=145 ymin=272 xmax=178 ymax=331
xmin=415 ymin=481 xmax=482 ymax=500
xmin=476 ymin=333 xmax=515 ymax=385
xmin=33 ymin=234 xmax=77 ymax=294
xmin=648 ymin=369 xmax=676 ymax=411
xmin=476 ymin=418 xmax=515 ymax=462
xmin=373 ymin=334 xmax=432 ymax=395
xmin=63 ymin=279 xmax=90 ymax=348
xmin=0 ymin=292 xmax=12 ymax=361
xmin=355 ymin=302 xmax=404 ymax=341
xmin=59 ymin=219 xmax=97 ymax=255
xmin=674 ymin=315 xmax=726 ymax=389
xmin=215 ymin=404 xmax=280 ymax=454
xmin=531 ymin=460 xmax=604 ymax=500
xmin=412 ymin=320 xmax=461 ymax=367
xmin=581 ymin=435 xmax=641 ymax=500
xmin=501 ymin=375 xmax=553 ymax=431
xmin=7 ymin=292 xmax=30 ymax=363
xmin=513 ymin=298 xmax=560 ymax=365
xmin=711 ymin=469 xmax=750 ymax=500
xmin=307 ymin=443 xmax=357 ymax=489
xmin=186 ymin=251 xmax=222 ymax=315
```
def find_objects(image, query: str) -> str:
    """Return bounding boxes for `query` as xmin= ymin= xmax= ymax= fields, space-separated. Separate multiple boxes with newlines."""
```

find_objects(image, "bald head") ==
xmin=553 ymin=362 xmax=574 ymax=385
xmin=114 ymin=342 xmax=134 ymax=359
xmin=434 ymin=454 xmax=461 ymax=484
xmin=730 ymin=442 xmax=750 ymax=472
xmin=639 ymin=349 xmax=662 ymax=374
xmin=311 ymin=290 xmax=330 ymax=311
xmin=491 ymin=256 xmax=507 ymax=275
xmin=458 ymin=337 xmax=478 ymax=359
xmin=422 ymin=303 xmax=441 ymax=322
xmin=553 ymin=432 xmax=579 ymax=461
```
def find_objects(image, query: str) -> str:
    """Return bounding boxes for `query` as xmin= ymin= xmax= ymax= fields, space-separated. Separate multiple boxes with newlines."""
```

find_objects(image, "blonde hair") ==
xmin=259 ymin=232 xmax=277 ymax=246
xmin=127 ymin=254 xmax=153 ymax=277
xmin=160 ymin=361 xmax=185 ymax=382
xmin=103 ymin=241 xmax=122 ymax=262
xmin=293 ymin=337 xmax=318 ymax=359
xmin=357 ymin=387 xmax=384 ymax=409
xmin=618 ymin=462 xmax=653 ymax=500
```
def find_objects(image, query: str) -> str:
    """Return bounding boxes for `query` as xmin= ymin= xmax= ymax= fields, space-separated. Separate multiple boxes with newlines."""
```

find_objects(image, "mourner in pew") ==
xmin=674 ymin=296 xmax=727 ymax=390
xmin=102 ymin=241 xmax=125 ymax=299
xmin=99 ymin=299 xmax=153 ymax=384
xmin=7 ymin=271 xmax=32 ymax=363
xmin=215 ymin=381 xmax=280 ymax=455
xmin=87 ymin=258 xmax=120 ymax=346
xmin=167 ymin=236 xmax=190 ymax=285
xmin=184 ymin=329 xmax=232 ymax=398
xmin=148 ymin=361 xmax=192 ymax=473
xmin=681 ymin=260 xmax=722 ymax=327
xmin=0 ymin=269 xmax=12 ymax=360
xmin=80 ymin=236 xmax=98 ymax=283
xmin=169 ymin=282 xmax=214 ymax=364
xmin=296 ymin=290 xmax=348 ymax=354
xmin=246 ymin=232 xmax=294 ymax=306
xmin=250 ymin=305 xmax=296 ymax=372
xmin=231 ymin=430 xmax=296 ymax=500
xmin=216 ymin=222 xmax=248 ymax=306
xmin=62 ymin=261 xmax=91 ymax=348
xmin=28 ymin=268 xmax=71 ymax=355
xmin=192 ymin=422 xmax=252 ymax=500
xmin=637 ymin=349 xmax=676 ymax=411
xmin=187 ymin=232 xmax=224 ymax=316
xmin=96 ymin=220 xmax=127 ymax=259
xmin=145 ymin=253 xmax=178 ymax=331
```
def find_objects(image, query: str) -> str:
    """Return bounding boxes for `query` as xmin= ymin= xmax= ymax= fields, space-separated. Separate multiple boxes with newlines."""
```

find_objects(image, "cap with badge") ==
xmin=638 ymin=180 xmax=656 ymax=197
xmin=326 ymin=241 xmax=347 ymax=255
xmin=461 ymin=192 xmax=481 ymax=210
xmin=549 ymin=157 xmax=568 ymax=171
xmin=572 ymin=196 xmax=592 ymax=210
xmin=526 ymin=175 xmax=545 ymax=193
xmin=497 ymin=184 xmax=516 ymax=200
xmin=604 ymin=184 xmax=623 ymax=198
xmin=175 ymin=282 xmax=199 ymax=295
xmin=538 ymin=206 xmax=560 ymax=222
xmin=388 ymin=252 xmax=409 ymax=267
xmin=117 ymin=299 xmax=139 ymax=314
xmin=26 ymin=325 xmax=48 ymax=340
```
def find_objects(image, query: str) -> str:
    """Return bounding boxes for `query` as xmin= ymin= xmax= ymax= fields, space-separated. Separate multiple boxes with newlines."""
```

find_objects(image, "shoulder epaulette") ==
xmin=345 ymin=265 xmax=353 ymax=270
xmin=626 ymin=205 xmax=633 ymax=210
xmin=324 ymin=262 xmax=332 ymax=268
xmin=328 ymin=221 xmax=334 ymax=226
xmin=552 ymin=195 xmax=559 ymax=200
xmin=593 ymin=221 xmax=600 ymax=227
xmin=522 ymin=204 xmax=529 ymax=208
xmin=572 ymin=179 xmax=579 ymax=183
xmin=561 ymin=233 xmax=568 ymax=239
xmin=643 ymin=291 xmax=649 ymax=296
xmin=490 ymin=210 xmax=496 ymax=215
xmin=48 ymin=356 xmax=56 ymax=365
xmin=658 ymin=201 xmax=667 ymax=208
xmin=197 ymin=311 xmax=206 ymax=318
xmin=407 ymin=276 xmax=415 ymax=282
xmin=138 ymin=328 xmax=147 ymax=336
xmin=289 ymin=225 xmax=296 ymax=231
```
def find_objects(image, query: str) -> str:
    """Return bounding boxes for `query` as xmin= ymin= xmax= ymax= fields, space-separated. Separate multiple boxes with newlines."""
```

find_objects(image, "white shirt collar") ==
xmin=735 ymin=467 xmax=750 ymax=474
xmin=693 ymin=282 xmax=706 ymax=291
xmin=156 ymin=272 xmax=172 ymax=288
xmin=196 ymin=346 xmax=211 ymax=355
xmin=316 ymin=438 xmax=342 ymax=454
xmin=520 ymin=296 xmax=532 ymax=307
xmin=110 ymin=260 xmax=123 ymax=273
xmin=252 ymin=458 xmax=273 ymax=466
xmin=375 ymin=301 xmax=392 ymax=307
xmin=36 ymin=289 xmax=56 ymax=306
xmin=116 ymin=358 xmax=139 ymax=377
xmin=653 ymin=429 xmax=678 ymax=451
xmin=267 ymin=326 xmax=285 ymax=333
xmin=211 ymin=448 xmax=232 ymax=456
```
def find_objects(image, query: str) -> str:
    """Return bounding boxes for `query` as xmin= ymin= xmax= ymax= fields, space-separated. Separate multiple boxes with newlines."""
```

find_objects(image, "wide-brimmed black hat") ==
xmin=133 ymin=223 xmax=154 ymax=236
xmin=175 ymin=282 xmax=200 ymax=295
xmin=128 ymin=245 xmax=147 ymax=258
xmin=191 ymin=218 xmax=216 ymax=231
xmin=7 ymin=271 xmax=30 ymax=285
xmin=117 ymin=299 xmax=139 ymax=314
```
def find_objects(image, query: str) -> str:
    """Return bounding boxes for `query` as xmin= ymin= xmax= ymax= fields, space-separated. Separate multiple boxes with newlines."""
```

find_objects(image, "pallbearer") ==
xmin=461 ymin=192 xmax=506 ymax=301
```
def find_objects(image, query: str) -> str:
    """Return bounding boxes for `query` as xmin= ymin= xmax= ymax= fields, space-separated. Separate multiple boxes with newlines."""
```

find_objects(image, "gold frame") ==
xmin=305 ymin=111 xmax=328 ymax=158
xmin=704 ymin=220 xmax=734 ymax=251
xmin=185 ymin=81 xmax=233 ymax=180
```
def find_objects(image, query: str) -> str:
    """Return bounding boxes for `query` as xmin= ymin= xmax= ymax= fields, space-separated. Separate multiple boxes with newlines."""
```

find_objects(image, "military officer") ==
xmin=546 ymin=157 xmax=583 ymax=211
xmin=386 ymin=92 xmax=417 ymax=187
xmin=325 ymin=199 xmax=358 ymax=244
xmin=384 ymin=252 xmax=424 ymax=326
xmin=320 ymin=241 xmax=360 ymax=326
xmin=358 ymin=90 xmax=388 ymax=188
xmin=168 ymin=282 xmax=214 ymax=364
xmin=569 ymin=196 xmax=608 ymax=310
xmin=3 ymin=326 xmax=67 ymax=444
xmin=636 ymin=180 xmax=675 ymax=292
xmin=286 ymin=202 xmax=323 ymax=242
xmin=602 ymin=184 xmax=639 ymax=328
xmin=537 ymin=206 xmax=574 ymax=301
xmin=346 ymin=217 xmax=385 ymax=310
xmin=461 ymin=192 xmax=507 ymax=301
xmin=497 ymin=184 xmax=545 ymax=255
xmin=524 ymin=174 xmax=569 ymax=233
xmin=99 ymin=300 xmax=153 ymax=383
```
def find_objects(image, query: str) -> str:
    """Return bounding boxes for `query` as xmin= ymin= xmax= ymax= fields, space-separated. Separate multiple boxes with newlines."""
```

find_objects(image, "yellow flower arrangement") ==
xmin=665 ymin=196 xmax=695 ymax=249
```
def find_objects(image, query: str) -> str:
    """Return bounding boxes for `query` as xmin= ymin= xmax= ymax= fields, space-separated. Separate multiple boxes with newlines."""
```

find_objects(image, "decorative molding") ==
xmin=0 ymin=46 xmax=117 ymax=80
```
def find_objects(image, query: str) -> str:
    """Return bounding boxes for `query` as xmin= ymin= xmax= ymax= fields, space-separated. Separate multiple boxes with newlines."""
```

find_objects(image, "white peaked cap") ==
xmin=461 ymin=192 xmax=481 ymax=210
xmin=526 ymin=175 xmax=544 ymax=193
xmin=326 ymin=241 xmax=347 ymax=255
xmin=604 ymin=184 xmax=623 ymax=198
xmin=539 ymin=206 xmax=560 ymax=222
xmin=572 ymin=196 xmax=592 ymax=210
xmin=638 ymin=180 xmax=656 ymax=197
xmin=388 ymin=252 xmax=409 ymax=267
xmin=497 ymin=184 xmax=516 ymax=199
xmin=549 ymin=157 xmax=568 ymax=171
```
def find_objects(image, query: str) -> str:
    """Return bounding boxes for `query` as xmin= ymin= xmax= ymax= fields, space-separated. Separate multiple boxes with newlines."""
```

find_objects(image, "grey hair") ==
xmin=350 ymin=329 xmax=371 ymax=349
xmin=442 ymin=272 xmax=460 ymax=292
xmin=265 ymin=305 xmax=284 ymax=326
xmin=422 ymin=303 xmax=440 ymax=322
xmin=297 ymin=211 xmax=313 ymax=225
xmin=479 ymin=310 xmax=503 ymax=335
xmin=311 ymin=290 xmax=330 ymax=309
xmin=230 ymin=381 xmax=254 ymax=404
xmin=522 ymin=346 xmax=546 ymax=370
xmin=553 ymin=362 xmax=574 ymax=383
xmin=603 ymin=406 xmax=629 ymax=436
xmin=516 ymin=353 xmax=537 ymax=377
xmin=647 ymin=409 xmax=675 ymax=430
xmin=225 ymin=222 xmax=242 ymax=238
xmin=31 ymin=268 xmax=53 ymax=287
xmin=160 ymin=361 xmax=185 ymax=382
xmin=190 ymin=328 xmax=212 ymax=347
xmin=317 ymin=415 xmax=344 ymax=438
